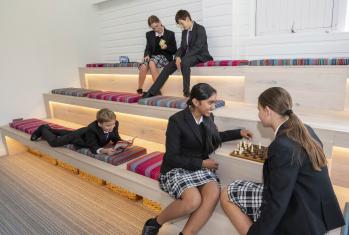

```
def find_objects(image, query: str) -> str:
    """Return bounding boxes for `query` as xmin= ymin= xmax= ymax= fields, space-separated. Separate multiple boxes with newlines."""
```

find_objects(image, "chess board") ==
xmin=230 ymin=143 xmax=267 ymax=163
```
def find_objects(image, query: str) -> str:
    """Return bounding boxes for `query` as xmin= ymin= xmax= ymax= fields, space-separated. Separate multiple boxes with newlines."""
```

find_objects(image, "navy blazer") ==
xmin=73 ymin=120 xmax=122 ymax=154
xmin=144 ymin=28 xmax=177 ymax=62
xmin=160 ymin=108 xmax=242 ymax=174
xmin=248 ymin=124 xmax=345 ymax=235
xmin=175 ymin=22 xmax=213 ymax=62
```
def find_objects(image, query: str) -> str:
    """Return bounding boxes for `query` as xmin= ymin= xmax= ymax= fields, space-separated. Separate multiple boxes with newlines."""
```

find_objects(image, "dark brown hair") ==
xmin=148 ymin=15 xmax=160 ymax=27
xmin=175 ymin=10 xmax=192 ymax=24
xmin=258 ymin=87 xmax=326 ymax=171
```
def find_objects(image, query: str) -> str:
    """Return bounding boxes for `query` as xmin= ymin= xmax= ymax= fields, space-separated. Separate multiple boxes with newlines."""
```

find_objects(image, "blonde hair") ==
xmin=96 ymin=108 xmax=116 ymax=123
xmin=258 ymin=87 xmax=326 ymax=171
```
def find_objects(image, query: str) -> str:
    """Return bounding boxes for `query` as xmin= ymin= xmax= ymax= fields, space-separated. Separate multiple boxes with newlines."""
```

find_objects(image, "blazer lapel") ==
xmin=184 ymin=108 xmax=203 ymax=145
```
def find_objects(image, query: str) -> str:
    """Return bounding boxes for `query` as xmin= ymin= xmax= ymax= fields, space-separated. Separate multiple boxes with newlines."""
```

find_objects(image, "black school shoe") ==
xmin=141 ymin=218 xmax=161 ymax=235
xmin=30 ymin=124 xmax=49 ymax=141
xmin=137 ymin=88 xmax=143 ymax=94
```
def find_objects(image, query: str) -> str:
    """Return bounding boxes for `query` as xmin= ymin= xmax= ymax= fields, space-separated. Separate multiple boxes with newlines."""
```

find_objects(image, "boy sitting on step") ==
xmin=30 ymin=108 xmax=123 ymax=156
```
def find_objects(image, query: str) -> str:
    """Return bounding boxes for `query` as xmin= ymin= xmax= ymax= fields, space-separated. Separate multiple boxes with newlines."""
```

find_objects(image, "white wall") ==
xmin=96 ymin=0 xmax=235 ymax=62
xmin=0 ymin=0 xmax=98 ymax=155
xmin=234 ymin=0 xmax=349 ymax=59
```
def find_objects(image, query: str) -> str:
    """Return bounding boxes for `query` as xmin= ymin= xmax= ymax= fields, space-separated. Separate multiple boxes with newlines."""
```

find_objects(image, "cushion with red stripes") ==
xmin=87 ymin=91 xmax=141 ymax=103
xmin=127 ymin=151 xmax=163 ymax=180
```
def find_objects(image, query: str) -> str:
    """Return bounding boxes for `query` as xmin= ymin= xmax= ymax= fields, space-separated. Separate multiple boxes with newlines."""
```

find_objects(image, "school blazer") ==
xmin=144 ymin=28 xmax=177 ymax=62
xmin=73 ymin=120 xmax=122 ymax=154
xmin=248 ymin=124 xmax=345 ymax=235
xmin=175 ymin=21 xmax=213 ymax=62
xmin=160 ymin=108 xmax=242 ymax=174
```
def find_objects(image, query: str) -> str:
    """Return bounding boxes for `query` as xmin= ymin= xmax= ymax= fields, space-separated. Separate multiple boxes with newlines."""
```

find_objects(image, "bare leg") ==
xmin=220 ymin=186 xmax=252 ymax=235
xmin=138 ymin=64 xmax=149 ymax=90
xmin=149 ymin=61 xmax=160 ymax=82
xmin=156 ymin=187 xmax=202 ymax=225
xmin=182 ymin=181 xmax=220 ymax=235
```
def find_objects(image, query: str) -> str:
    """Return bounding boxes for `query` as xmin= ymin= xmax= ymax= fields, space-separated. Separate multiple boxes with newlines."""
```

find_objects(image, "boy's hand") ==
xmin=175 ymin=57 xmax=181 ymax=70
xmin=101 ymin=148 xmax=116 ymax=156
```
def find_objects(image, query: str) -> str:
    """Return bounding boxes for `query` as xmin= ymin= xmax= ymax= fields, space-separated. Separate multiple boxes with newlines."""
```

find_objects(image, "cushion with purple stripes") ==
xmin=138 ymin=96 xmax=225 ymax=109
xmin=196 ymin=60 xmax=249 ymax=67
xmin=10 ymin=119 xmax=146 ymax=166
xmin=87 ymin=91 xmax=141 ymax=103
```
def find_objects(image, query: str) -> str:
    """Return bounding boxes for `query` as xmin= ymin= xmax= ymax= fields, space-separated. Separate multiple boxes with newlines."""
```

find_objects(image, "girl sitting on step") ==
xmin=220 ymin=87 xmax=345 ymax=235
xmin=141 ymin=83 xmax=253 ymax=235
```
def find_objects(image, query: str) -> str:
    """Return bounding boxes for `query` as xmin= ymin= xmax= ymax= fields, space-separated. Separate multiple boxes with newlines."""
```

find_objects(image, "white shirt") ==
xmin=274 ymin=119 xmax=288 ymax=137
xmin=155 ymin=29 xmax=164 ymax=37
xmin=191 ymin=112 xmax=203 ymax=125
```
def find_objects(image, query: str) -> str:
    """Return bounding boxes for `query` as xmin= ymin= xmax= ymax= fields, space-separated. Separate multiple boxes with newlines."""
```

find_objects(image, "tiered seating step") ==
xmin=86 ymin=60 xmax=249 ymax=68
xmin=10 ymin=118 xmax=146 ymax=167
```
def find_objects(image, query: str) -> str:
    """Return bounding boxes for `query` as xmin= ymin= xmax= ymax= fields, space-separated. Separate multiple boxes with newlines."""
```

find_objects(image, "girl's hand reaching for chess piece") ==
xmin=202 ymin=159 xmax=219 ymax=170
xmin=240 ymin=129 xmax=253 ymax=140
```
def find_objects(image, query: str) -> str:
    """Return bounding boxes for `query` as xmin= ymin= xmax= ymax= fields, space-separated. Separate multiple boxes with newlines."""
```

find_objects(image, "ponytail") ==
xmin=259 ymin=87 xmax=327 ymax=171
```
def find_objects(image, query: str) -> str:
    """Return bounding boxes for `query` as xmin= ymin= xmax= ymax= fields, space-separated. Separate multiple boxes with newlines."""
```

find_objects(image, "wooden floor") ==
xmin=0 ymin=152 xmax=178 ymax=235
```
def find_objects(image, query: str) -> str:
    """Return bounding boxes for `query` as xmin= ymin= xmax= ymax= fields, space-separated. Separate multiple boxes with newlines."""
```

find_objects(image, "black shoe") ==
xmin=141 ymin=218 xmax=161 ymax=235
xmin=142 ymin=92 xmax=155 ymax=99
xmin=137 ymin=88 xmax=143 ymax=94
xmin=30 ymin=124 xmax=48 ymax=141
xmin=183 ymin=92 xmax=190 ymax=98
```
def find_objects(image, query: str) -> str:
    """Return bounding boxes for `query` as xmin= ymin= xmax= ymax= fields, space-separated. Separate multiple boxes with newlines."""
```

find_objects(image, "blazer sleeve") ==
xmin=184 ymin=26 xmax=207 ymax=58
xmin=111 ymin=121 xmax=122 ymax=143
xmin=85 ymin=128 xmax=101 ymax=154
xmin=248 ymin=140 xmax=300 ymax=235
xmin=219 ymin=129 xmax=242 ymax=142
xmin=175 ymin=31 xmax=186 ymax=58
xmin=165 ymin=31 xmax=177 ymax=55
xmin=165 ymin=117 xmax=203 ymax=171
xmin=210 ymin=113 xmax=242 ymax=142
xmin=144 ymin=32 xmax=151 ymax=57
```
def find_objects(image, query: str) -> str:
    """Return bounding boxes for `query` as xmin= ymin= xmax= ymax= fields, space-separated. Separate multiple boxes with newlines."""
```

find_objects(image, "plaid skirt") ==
xmin=159 ymin=168 xmax=219 ymax=199
xmin=139 ymin=54 xmax=169 ymax=69
xmin=227 ymin=180 xmax=264 ymax=222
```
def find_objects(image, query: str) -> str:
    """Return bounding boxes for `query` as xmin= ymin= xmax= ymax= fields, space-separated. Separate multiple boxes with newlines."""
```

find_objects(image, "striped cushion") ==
xmin=10 ymin=118 xmax=71 ymax=134
xmin=196 ymin=60 xmax=249 ymax=67
xmin=87 ymin=91 xmax=141 ymax=103
xmin=52 ymin=88 xmax=100 ymax=97
xmin=138 ymin=96 xmax=225 ymax=109
xmin=86 ymin=63 xmax=140 ymax=68
xmin=66 ymin=144 xmax=147 ymax=167
xmin=127 ymin=152 xmax=163 ymax=180
xmin=10 ymin=119 xmax=146 ymax=166
xmin=249 ymin=58 xmax=349 ymax=66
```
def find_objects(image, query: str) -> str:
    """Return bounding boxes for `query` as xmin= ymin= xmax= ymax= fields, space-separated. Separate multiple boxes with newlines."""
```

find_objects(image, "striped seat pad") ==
xmin=10 ymin=119 xmax=146 ymax=166
xmin=138 ymin=96 xmax=225 ymax=109
xmin=196 ymin=60 xmax=249 ymax=67
xmin=127 ymin=152 xmax=163 ymax=180
xmin=86 ymin=62 xmax=140 ymax=68
xmin=87 ymin=91 xmax=141 ymax=103
xmin=10 ymin=118 xmax=71 ymax=134
xmin=66 ymin=144 xmax=147 ymax=167
xmin=249 ymin=58 xmax=349 ymax=66
xmin=52 ymin=88 xmax=100 ymax=97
